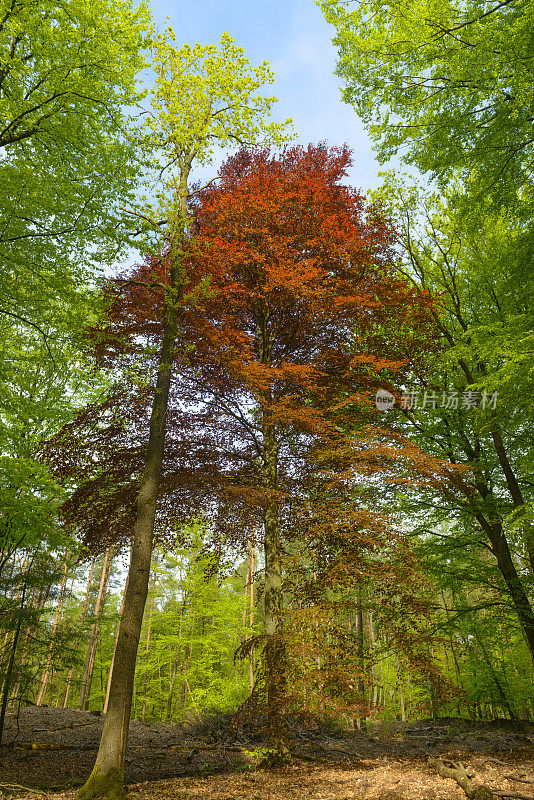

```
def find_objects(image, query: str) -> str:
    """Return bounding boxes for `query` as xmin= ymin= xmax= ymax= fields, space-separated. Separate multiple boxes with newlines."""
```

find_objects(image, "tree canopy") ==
xmin=320 ymin=0 xmax=534 ymax=200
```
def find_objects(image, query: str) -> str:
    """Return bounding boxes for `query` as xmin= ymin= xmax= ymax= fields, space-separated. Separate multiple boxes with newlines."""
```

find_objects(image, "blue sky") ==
xmin=149 ymin=0 xmax=384 ymax=193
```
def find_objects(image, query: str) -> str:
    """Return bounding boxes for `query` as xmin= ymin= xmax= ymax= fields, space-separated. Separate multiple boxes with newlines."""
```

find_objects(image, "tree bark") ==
xmin=78 ymin=173 xmax=188 ymax=799
xmin=165 ymin=603 xmax=184 ymax=722
xmin=355 ymin=592 xmax=367 ymax=731
xmin=248 ymin=540 xmax=255 ymax=691
xmin=489 ymin=421 xmax=534 ymax=573
xmin=141 ymin=566 xmax=156 ymax=724
xmin=0 ymin=575 xmax=27 ymax=745
xmin=8 ymin=582 xmax=50 ymax=704
xmin=63 ymin=558 xmax=96 ymax=709
xmin=482 ymin=516 xmax=534 ymax=666
xmin=428 ymin=758 xmax=495 ymax=800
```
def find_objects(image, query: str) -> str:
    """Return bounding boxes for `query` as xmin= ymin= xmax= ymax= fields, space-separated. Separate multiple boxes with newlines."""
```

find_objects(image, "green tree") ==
xmin=78 ymin=32 xmax=291 ymax=800
xmin=132 ymin=535 xmax=252 ymax=723
xmin=320 ymin=0 xmax=534 ymax=199
xmin=0 ymin=0 xmax=151 ymax=333
xmin=0 ymin=0 xmax=152 ymax=576
xmin=371 ymin=173 xmax=534 ymax=670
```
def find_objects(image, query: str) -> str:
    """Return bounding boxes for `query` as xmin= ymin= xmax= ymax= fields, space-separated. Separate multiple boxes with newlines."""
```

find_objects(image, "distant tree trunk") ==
xmin=395 ymin=655 xmax=406 ymax=721
xmin=367 ymin=610 xmax=379 ymax=708
xmin=36 ymin=552 xmax=70 ymax=706
xmin=141 ymin=565 xmax=156 ymax=724
xmin=428 ymin=644 xmax=439 ymax=720
xmin=248 ymin=539 xmax=255 ymax=690
xmin=166 ymin=600 xmax=184 ymax=722
xmin=50 ymin=573 xmax=76 ymax=707
xmin=241 ymin=549 xmax=250 ymax=663
xmin=473 ymin=629 xmax=517 ymax=721
xmin=0 ymin=553 xmax=29 ymax=668
xmin=0 ymin=574 xmax=27 ymax=746
xmin=79 ymin=548 xmax=113 ymax=710
xmin=8 ymin=582 xmax=50 ymax=703
xmin=63 ymin=558 xmax=96 ymax=709
xmin=354 ymin=592 xmax=367 ymax=732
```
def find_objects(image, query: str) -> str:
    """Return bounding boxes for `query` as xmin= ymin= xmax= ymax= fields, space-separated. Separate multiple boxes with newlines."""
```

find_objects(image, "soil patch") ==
xmin=0 ymin=708 xmax=533 ymax=798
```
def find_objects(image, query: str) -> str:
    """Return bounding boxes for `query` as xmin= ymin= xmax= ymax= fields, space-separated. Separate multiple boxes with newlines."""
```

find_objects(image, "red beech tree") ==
xmin=49 ymin=144 xmax=459 ymax=756
xmin=164 ymin=144 xmax=439 ymax=753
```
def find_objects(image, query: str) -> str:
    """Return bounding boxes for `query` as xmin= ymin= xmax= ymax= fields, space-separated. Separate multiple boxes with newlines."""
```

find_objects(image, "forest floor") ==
xmin=1 ymin=708 xmax=533 ymax=800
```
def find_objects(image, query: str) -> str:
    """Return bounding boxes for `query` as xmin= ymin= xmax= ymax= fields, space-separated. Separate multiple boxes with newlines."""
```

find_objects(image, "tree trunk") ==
xmin=63 ymin=558 xmax=96 ymax=709
xmin=262 ymin=416 xmax=289 ymax=761
xmin=248 ymin=539 xmax=255 ymax=691
xmin=367 ymin=610 xmax=379 ymax=708
xmin=141 ymin=568 xmax=156 ymax=724
xmin=165 ymin=598 xmax=184 ymax=722
xmin=79 ymin=548 xmax=113 ymax=710
xmin=0 ymin=575 xmax=27 ymax=745
xmin=355 ymin=594 xmax=367 ymax=731
xmin=489 ymin=421 xmax=534 ymax=574
xmin=484 ymin=518 xmax=534 ymax=666
xmin=78 ymin=182 xmax=187 ymax=799
xmin=395 ymin=655 xmax=406 ymax=721
xmin=473 ymin=629 xmax=517 ymax=721
xmin=36 ymin=552 xmax=70 ymax=706
xmin=104 ymin=571 xmax=129 ymax=715
xmin=8 ymin=582 xmax=50 ymax=704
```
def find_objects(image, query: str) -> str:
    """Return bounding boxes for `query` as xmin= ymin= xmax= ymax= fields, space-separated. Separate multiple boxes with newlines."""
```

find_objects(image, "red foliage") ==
xmin=47 ymin=144 xmax=462 ymax=713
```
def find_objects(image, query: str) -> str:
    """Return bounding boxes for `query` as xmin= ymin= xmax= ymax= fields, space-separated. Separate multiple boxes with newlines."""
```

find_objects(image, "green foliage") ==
xmin=320 ymin=0 xmax=534 ymax=199
xmin=0 ymin=0 xmax=151 ymax=264
xmin=366 ymin=170 xmax=534 ymax=712
xmin=129 ymin=530 xmax=256 ymax=722
xmin=132 ymin=30 xmax=294 ymax=251
xmin=0 ymin=0 xmax=152 ymax=563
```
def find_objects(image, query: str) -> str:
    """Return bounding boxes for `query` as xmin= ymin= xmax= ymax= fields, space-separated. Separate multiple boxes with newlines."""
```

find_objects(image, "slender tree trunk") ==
xmin=36 ymin=553 xmax=70 ymax=706
xmin=104 ymin=572 xmax=129 ymax=715
xmin=165 ymin=599 xmax=184 ymax=722
xmin=248 ymin=540 xmax=255 ymax=690
xmin=262 ymin=416 xmax=289 ymax=759
xmin=367 ymin=610 xmax=379 ymax=708
xmin=241 ymin=551 xmax=250 ymax=676
xmin=141 ymin=570 xmax=156 ymax=724
xmin=79 ymin=548 xmax=113 ymax=710
xmin=395 ymin=655 xmax=406 ymax=721
xmin=0 ymin=554 xmax=29 ymax=697
xmin=9 ymin=583 xmax=50 ymax=703
xmin=355 ymin=594 xmax=367 ymax=731
xmin=78 ymin=191 xmax=188 ymax=797
xmin=473 ymin=628 xmax=517 ymax=721
xmin=63 ymin=559 xmax=96 ymax=709
xmin=0 ymin=576 xmax=27 ymax=746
